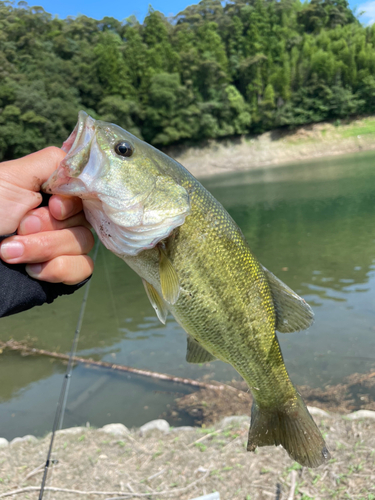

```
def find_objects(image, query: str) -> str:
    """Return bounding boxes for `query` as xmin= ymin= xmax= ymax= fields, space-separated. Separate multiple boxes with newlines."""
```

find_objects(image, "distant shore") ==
xmin=168 ymin=115 xmax=375 ymax=178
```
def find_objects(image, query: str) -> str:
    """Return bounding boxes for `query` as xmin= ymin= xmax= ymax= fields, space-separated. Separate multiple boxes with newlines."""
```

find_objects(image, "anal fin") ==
xmin=142 ymin=279 xmax=168 ymax=324
xmin=186 ymin=336 xmax=216 ymax=364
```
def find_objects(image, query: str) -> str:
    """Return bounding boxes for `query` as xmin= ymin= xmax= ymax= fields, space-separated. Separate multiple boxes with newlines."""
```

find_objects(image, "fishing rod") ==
xmin=38 ymin=238 xmax=100 ymax=500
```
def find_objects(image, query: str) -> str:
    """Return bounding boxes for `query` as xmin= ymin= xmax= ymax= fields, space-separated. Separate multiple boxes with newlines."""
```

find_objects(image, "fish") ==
xmin=43 ymin=111 xmax=330 ymax=468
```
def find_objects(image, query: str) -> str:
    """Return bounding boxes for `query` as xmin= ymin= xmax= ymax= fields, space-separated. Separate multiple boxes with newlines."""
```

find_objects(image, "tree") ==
xmin=0 ymin=0 xmax=372 ymax=159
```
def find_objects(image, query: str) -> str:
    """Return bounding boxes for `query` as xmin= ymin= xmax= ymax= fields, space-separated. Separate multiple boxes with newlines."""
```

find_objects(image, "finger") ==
xmin=0 ymin=147 xmax=67 ymax=235
xmin=49 ymin=195 xmax=84 ymax=221
xmin=0 ymin=147 xmax=66 ymax=192
xmin=0 ymin=180 xmax=43 ymax=235
xmin=26 ymin=255 xmax=94 ymax=285
xmin=0 ymin=227 xmax=95 ymax=264
xmin=18 ymin=207 xmax=91 ymax=235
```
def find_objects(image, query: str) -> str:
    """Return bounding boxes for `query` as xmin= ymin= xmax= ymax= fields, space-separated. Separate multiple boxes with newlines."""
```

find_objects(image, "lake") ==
xmin=1 ymin=150 xmax=375 ymax=440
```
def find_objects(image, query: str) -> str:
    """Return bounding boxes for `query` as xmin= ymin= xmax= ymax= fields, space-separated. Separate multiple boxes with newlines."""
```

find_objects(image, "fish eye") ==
xmin=114 ymin=141 xmax=133 ymax=157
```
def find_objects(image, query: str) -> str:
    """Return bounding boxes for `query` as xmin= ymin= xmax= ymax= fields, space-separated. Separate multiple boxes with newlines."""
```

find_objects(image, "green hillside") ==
xmin=0 ymin=0 xmax=374 ymax=160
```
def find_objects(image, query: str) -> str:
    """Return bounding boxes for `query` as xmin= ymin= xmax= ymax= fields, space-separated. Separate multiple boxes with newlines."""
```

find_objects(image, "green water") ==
xmin=1 ymin=151 xmax=375 ymax=440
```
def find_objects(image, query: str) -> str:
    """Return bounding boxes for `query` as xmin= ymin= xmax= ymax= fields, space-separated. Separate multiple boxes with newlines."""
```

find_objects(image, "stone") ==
xmin=221 ymin=415 xmax=249 ymax=427
xmin=139 ymin=419 xmax=170 ymax=434
xmin=0 ymin=438 xmax=9 ymax=448
xmin=307 ymin=406 xmax=331 ymax=417
xmin=170 ymin=426 xmax=195 ymax=433
xmin=23 ymin=434 xmax=38 ymax=442
xmin=10 ymin=437 xmax=24 ymax=446
xmin=345 ymin=410 xmax=375 ymax=420
xmin=10 ymin=435 xmax=37 ymax=446
xmin=99 ymin=423 xmax=129 ymax=436
xmin=56 ymin=427 xmax=86 ymax=435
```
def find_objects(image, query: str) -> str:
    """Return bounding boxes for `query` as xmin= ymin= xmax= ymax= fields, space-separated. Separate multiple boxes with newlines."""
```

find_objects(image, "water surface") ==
xmin=1 ymin=151 xmax=375 ymax=440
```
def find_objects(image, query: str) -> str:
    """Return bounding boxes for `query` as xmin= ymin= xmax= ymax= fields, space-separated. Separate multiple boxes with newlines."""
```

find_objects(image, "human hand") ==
xmin=0 ymin=147 xmax=94 ymax=285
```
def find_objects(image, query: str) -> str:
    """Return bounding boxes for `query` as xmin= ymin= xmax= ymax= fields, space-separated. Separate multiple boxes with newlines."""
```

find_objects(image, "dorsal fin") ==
xmin=186 ymin=336 xmax=217 ymax=363
xmin=262 ymin=266 xmax=314 ymax=333
xmin=159 ymin=247 xmax=180 ymax=305
xmin=142 ymin=279 xmax=168 ymax=324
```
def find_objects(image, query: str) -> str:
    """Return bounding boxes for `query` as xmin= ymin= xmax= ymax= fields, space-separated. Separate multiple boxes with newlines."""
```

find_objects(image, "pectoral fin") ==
xmin=159 ymin=248 xmax=180 ymax=305
xmin=262 ymin=266 xmax=314 ymax=333
xmin=186 ymin=336 xmax=217 ymax=363
xmin=142 ymin=279 xmax=168 ymax=324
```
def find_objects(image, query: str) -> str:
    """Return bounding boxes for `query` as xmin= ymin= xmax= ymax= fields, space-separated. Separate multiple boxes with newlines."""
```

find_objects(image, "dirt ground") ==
xmin=0 ymin=410 xmax=374 ymax=500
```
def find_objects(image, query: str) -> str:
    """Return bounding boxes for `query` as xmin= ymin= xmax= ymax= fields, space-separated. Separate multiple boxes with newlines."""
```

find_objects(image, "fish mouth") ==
xmin=61 ymin=110 xmax=93 ymax=154
xmin=42 ymin=111 xmax=96 ymax=196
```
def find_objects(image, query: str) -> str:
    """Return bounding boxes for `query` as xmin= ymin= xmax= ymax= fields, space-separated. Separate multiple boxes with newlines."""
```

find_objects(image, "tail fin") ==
xmin=247 ymin=393 xmax=330 ymax=468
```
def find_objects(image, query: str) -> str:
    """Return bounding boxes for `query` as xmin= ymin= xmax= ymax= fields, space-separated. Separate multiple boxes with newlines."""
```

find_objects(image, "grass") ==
xmin=339 ymin=117 xmax=375 ymax=138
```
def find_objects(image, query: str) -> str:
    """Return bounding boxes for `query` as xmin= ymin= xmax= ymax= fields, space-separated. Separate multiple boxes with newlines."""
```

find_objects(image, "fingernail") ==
xmin=0 ymin=241 xmax=24 ymax=260
xmin=58 ymin=197 xmax=74 ymax=219
xmin=26 ymin=264 xmax=42 ymax=277
xmin=20 ymin=215 xmax=42 ymax=234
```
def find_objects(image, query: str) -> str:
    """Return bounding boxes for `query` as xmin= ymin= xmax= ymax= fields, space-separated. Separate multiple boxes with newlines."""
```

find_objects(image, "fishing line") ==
xmin=38 ymin=238 xmax=100 ymax=500
xmin=101 ymin=243 xmax=121 ymax=331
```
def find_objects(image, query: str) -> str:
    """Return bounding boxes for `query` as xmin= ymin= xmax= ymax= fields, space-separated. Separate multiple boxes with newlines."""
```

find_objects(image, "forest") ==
xmin=0 ymin=0 xmax=375 ymax=160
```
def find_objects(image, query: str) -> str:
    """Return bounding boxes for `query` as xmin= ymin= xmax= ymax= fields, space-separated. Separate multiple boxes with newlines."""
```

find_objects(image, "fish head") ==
xmin=42 ymin=111 xmax=191 ymax=256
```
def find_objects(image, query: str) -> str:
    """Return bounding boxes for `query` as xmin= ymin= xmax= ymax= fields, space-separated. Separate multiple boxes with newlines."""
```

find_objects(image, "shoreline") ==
xmin=1 ymin=409 xmax=374 ymax=499
xmin=168 ymin=116 xmax=375 ymax=178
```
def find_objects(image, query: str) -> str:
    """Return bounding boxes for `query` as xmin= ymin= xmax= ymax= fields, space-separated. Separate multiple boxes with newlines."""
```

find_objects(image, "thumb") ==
xmin=0 ymin=147 xmax=66 ymax=236
xmin=1 ymin=147 xmax=66 ymax=192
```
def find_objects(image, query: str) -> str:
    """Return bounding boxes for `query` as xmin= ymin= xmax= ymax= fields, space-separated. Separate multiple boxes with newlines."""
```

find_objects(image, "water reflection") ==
xmin=1 ymin=151 xmax=375 ymax=439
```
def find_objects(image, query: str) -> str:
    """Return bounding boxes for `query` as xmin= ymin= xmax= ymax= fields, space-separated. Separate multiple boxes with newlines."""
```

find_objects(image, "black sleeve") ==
xmin=0 ymin=192 xmax=91 ymax=318
xmin=0 ymin=258 xmax=90 ymax=318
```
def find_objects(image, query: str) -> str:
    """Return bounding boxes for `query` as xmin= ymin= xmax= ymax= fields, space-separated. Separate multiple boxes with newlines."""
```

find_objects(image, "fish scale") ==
xmin=43 ymin=110 xmax=330 ymax=468
xmin=167 ymin=177 xmax=292 ymax=407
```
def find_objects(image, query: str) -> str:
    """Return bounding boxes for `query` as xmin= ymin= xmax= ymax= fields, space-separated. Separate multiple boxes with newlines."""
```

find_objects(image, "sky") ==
xmin=20 ymin=0 xmax=375 ymax=26
xmin=24 ymin=0 xmax=194 ymax=23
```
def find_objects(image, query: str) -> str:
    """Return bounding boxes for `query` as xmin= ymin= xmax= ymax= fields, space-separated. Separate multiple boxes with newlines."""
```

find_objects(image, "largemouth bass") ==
xmin=43 ymin=111 xmax=330 ymax=467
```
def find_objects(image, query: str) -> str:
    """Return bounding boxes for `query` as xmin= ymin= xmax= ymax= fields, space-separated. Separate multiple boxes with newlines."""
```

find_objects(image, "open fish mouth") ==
xmin=42 ymin=111 xmax=96 ymax=196
xmin=62 ymin=110 xmax=95 ymax=154
xmin=42 ymin=110 xmax=192 ymax=256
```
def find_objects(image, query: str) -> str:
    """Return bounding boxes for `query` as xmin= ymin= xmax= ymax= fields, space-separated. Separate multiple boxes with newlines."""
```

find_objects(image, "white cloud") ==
xmin=357 ymin=0 xmax=375 ymax=25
